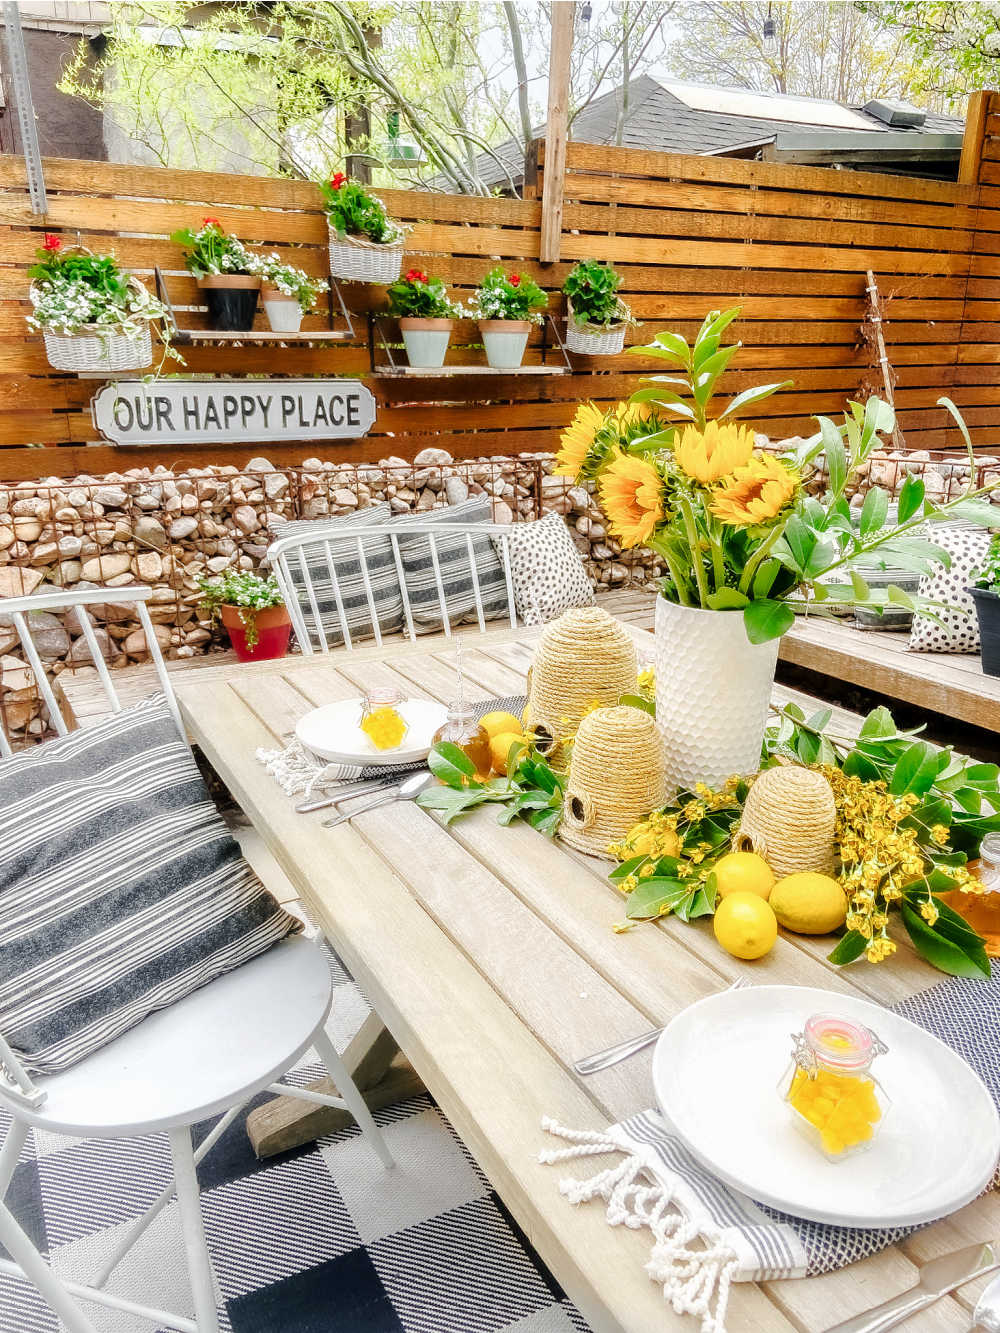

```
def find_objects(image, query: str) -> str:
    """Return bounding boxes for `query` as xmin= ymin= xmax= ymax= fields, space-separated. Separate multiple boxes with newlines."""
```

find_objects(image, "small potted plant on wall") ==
xmin=171 ymin=218 xmax=262 ymax=331
xmin=258 ymin=254 xmax=329 ymax=333
xmin=386 ymin=267 xmax=463 ymax=367
xmin=471 ymin=267 xmax=547 ymax=369
xmin=320 ymin=172 xmax=406 ymax=284
xmin=562 ymin=258 xmax=635 ymax=356
xmin=971 ymin=531 xmax=1000 ymax=677
xmin=197 ymin=570 xmax=291 ymax=662
xmin=27 ymin=234 xmax=172 ymax=373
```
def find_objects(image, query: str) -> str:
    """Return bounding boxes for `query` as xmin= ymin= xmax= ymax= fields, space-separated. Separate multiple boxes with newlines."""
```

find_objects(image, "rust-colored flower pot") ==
xmin=220 ymin=603 xmax=291 ymax=662
xmin=197 ymin=273 xmax=261 ymax=331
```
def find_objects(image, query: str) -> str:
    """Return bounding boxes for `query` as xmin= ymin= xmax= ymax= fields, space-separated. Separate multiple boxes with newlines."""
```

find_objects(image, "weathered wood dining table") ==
xmin=174 ymin=619 xmax=998 ymax=1333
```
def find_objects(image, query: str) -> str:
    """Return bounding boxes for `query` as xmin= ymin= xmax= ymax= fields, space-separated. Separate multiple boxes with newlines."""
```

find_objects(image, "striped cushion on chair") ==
xmin=274 ymin=504 xmax=404 ymax=647
xmin=0 ymin=695 xmax=301 ymax=1075
xmin=392 ymin=498 xmax=510 ymax=630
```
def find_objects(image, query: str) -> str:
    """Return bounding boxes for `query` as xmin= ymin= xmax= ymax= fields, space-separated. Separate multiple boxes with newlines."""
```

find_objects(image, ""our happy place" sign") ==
xmin=91 ymin=379 xmax=377 ymax=447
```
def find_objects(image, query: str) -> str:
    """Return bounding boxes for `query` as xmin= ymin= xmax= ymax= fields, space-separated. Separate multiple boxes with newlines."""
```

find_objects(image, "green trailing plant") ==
xmin=386 ymin=267 xmax=463 ymax=319
xmin=319 ymin=172 xmax=403 ymax=244
xmin=472 ymin=267 xmax=547 ymax=325
xmin=416 ymin=741 xmax=564 ymax=835
xmin=562 ymin=258 xmax=634 ymax=330
xmin=170 ymin=219 xmax=260 ymax=278
xmin=197 ymin=570 xmax=284 ymax=649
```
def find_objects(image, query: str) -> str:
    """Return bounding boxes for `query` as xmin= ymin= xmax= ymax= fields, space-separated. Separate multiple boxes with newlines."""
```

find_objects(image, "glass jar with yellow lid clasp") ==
xmin=780 ymin=1014 xmax=890 ymax=1161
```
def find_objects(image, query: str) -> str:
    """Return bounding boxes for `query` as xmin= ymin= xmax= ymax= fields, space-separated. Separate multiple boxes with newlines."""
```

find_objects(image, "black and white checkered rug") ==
xmin=0 ymin=953 xmax=590 ymax=1333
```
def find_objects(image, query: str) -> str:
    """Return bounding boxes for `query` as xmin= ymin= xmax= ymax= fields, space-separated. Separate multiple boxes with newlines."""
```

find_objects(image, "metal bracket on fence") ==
xmin=1 ymin=3 xmax=48 ymax=215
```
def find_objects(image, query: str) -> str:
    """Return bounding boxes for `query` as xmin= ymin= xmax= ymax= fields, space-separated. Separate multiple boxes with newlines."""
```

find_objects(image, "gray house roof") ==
xmin=468 ymin=77 xmax=965 ymax=193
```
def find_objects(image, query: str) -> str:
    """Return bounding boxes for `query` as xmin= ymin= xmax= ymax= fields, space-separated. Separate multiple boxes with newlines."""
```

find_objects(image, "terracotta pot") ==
xmin=220 ymin=603 xmax=291 ymax=662
xmin=260 ymin=283 xmax=304 ymax=333
xmin=478 ymin=318 xmax=531 ymax=369
xmin=399 ymin=316 xmax=452 ymax=367
xmin=197 ymin=273 xmax=261 ymax=331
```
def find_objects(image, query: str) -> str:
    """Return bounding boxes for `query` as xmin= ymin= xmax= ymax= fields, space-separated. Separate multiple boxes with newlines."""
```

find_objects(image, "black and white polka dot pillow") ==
xmin=493 ymin=512 xmax=595 ymax=623
xmin=909 ymin=525 xmax=991 ymax=654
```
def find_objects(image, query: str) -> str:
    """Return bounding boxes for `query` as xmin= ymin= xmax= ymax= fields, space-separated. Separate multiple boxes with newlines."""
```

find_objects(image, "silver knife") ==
xmin=822 ymin=1241 xmax=1000 ymax=1333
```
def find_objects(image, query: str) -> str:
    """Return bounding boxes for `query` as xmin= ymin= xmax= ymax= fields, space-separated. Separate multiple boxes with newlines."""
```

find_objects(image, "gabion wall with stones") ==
xmin=2 ymin=440 xmax=999 ymax=744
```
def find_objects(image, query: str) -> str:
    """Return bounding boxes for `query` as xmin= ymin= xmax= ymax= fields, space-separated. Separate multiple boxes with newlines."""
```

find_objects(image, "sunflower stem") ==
xmin=738 ymin=521 xmax=785 ymax=596
xmin=678 ymin=496 xmax=710 ymax=607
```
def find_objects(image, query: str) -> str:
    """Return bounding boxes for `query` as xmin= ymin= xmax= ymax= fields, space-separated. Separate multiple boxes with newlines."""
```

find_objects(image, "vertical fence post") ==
xmin=959 ymin=89 xmax=992 ymax=186
xmin=539 ymin=1 xmax=574 ymax=264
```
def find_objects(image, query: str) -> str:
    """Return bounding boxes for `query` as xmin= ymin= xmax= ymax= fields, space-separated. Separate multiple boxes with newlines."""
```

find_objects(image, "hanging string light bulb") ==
xmin=763 ymin=2 xmax=776 ymax=48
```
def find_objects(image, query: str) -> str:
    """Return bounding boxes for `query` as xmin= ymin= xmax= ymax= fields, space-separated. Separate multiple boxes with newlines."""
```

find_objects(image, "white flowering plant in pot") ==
xmin=471 ymin=267 xmax=547 ymax=369
xmin=257 ymin=254 xmax=329 ymax=332
xmin=27 ymin=234 xmax=175 ymax=372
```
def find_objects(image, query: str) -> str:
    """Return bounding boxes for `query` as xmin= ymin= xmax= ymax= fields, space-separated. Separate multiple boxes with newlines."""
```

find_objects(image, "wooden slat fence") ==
xmin=3 ymin=89 xmax=1000 ymax=481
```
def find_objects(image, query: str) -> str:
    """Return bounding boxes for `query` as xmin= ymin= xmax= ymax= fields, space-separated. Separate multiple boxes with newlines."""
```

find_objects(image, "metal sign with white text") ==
xmin=91 ymin=379 xmax=377 ymax=447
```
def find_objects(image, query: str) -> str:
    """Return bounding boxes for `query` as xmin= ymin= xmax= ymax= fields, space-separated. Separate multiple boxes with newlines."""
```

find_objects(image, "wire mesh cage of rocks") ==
xmin=559 ymin=704 xmax=667 ymax=856
xmin=525 ymin=605 xmax=638 ymax=764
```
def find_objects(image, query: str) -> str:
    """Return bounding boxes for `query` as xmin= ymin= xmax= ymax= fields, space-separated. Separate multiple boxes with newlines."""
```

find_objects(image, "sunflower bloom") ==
xmin=710 ymin=454 xmax=798 ymax=527
xmin=674 ymin=420 xmax=754 ymax=484
xmin=599 ymin=451 xmax=665 ymax=548
xmin=554 ymin=401 xmax=607 ymax=477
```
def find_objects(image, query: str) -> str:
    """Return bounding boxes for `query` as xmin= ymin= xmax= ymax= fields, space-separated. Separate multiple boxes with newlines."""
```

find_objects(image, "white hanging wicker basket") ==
xmin=565 ymin=300 xmax=627 ymax=356
xmin=327 ymin=229 xmax=405 ymax=284
xmin=40 ymin=323 xmax=153 ymax=374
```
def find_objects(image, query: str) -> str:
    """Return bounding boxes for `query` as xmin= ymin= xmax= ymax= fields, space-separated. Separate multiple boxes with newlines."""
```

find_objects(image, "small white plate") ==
xmin=295 ymin=698 xmax=448 ymax=766
xmin=652 ymin=984 xmax=999 ymax=1228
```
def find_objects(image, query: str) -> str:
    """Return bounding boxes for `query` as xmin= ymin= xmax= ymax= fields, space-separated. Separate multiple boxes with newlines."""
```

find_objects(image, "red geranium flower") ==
xmin=202 ymin=217 xmax=221 ymax=227
xmin=405 ymin=268 xmax=428 ymax=284
xmin=42 ymin=233 xmax=62 ymax=252
xmin=330 ymin=172 xmax=347 ymax=190
xmin=509 ymin=273 xmax=521 ymax=286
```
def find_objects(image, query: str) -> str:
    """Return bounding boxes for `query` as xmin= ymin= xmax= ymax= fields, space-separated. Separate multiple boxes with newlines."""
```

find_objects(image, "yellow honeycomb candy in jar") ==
xmin=359 ymin=687 xmax=409 ymax=751
xmin=780 ymin=1014 xmax=890 ymax=1161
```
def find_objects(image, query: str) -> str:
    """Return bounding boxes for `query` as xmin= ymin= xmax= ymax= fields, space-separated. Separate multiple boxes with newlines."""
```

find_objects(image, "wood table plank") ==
xmin=174 ymin=625 xmax=994 ymax=1333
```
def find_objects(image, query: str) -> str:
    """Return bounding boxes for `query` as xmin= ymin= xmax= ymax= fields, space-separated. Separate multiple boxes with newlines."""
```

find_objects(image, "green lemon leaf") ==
xmin=901 ymin=901 xmax=991 ymax=978
xmin=828 ymin=930 xmax=868 ymax=965
xmin=427 ymin=741 xmax=477 ymax=788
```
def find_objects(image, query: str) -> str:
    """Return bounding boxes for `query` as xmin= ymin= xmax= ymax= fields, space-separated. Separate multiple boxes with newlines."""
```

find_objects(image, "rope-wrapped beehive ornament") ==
xmin=735 ymin=764 xmax=836 ymax=878
xmin=559 ymin=705 xmax=666 ymax=857
xmin=526 ymin=606 xmax=637 ymax=764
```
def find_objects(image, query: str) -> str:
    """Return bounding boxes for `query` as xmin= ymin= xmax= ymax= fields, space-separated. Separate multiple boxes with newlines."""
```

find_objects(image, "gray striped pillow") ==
xmin=392 ymin=498 xmax=510 ymax=630
xmin=272 ymin=504 xmax=404 ymax=646
xmin=0 ymin=695 xmax=301 ymax=1075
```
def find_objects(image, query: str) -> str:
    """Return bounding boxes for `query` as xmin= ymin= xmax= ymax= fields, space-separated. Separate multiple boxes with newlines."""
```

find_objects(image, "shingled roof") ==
xmin=468 ymin=76 xmax=964 ymax=193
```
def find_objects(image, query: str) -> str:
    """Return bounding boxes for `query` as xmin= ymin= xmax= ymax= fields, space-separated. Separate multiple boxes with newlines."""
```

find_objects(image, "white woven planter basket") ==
xmin=565 ymin=319 xmax=626 ymax=356
xmin=327 ymin=231 xmax=405 ymax=284
xmin=41 ymin=324 xmax=153 ymax=374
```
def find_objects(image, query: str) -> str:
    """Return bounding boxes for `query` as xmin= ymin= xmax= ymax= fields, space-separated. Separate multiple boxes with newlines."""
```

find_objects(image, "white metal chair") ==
xmin=268 ymin=519 xmax=520 ymax=653
xmin=0 ymin=584 xmax=393 ymax=1333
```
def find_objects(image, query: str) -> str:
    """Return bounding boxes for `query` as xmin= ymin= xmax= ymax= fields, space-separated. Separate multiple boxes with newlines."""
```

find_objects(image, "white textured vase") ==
xmin=654 ymin=597 xmax=780 ymax=794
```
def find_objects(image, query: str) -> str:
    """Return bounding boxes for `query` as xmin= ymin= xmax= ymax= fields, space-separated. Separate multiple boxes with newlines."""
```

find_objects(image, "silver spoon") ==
xmin=971 ymin=1272 xmax=1000 ymax=1332
xmin=322 ymin=770 xmax=434 ymax=827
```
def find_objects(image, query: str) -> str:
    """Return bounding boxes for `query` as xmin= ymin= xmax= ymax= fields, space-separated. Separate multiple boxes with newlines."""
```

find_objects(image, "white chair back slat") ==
xmin=0 ymin=586 xmax=184 ymax=754
xmin=497 ymin=533 xmax=519 ymax=631
xmin=354 ymin=537 xmax=382 ymax=648
xmin=13 ymin=611 xmax=69 ymax=739
xmin=73 ymin=606 xmax=121 ymax=715
xmin=266 ymin=520 xmax=521 ymax=652
xmin=465 ymin=532 xmax=487 ymax=634
xmin=427 ymin=533 xmax=452 ymax=639
xmin=0 ymin=1031 xmax=44 ymax=1109
xmin=389 ymin=533 xmax=417 ymax=643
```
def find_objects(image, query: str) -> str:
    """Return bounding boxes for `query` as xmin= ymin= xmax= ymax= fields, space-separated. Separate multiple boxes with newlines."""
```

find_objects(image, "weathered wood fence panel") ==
xmin=2 ymin=92 xmax=1000 ymax=480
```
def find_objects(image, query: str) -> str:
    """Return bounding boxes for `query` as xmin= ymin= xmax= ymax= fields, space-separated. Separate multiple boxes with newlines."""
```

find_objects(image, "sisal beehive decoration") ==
xmin=526 ymin=606 xmax=637 ymax=764
xmin=559 ymin=705 xmax=667 ymax=856
xmin=736 ymin=764 xmax=836 ymax=878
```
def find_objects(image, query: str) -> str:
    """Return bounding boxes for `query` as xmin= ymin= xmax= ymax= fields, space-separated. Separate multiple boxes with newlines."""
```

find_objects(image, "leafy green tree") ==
xmin=859 ymin=1 xmax=1000 ymax=102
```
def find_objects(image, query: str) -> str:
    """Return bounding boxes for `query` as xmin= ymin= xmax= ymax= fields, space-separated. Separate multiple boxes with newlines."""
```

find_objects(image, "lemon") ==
xmin=769 ymin=872 xmax=848 ymax=935
xmin=479 ymin=710 xmax=524 ymax=741
xmin=490 ymin=731 xmax=526 ymax=775
xmin=713 ymin=892 xmax=778 ymax=960
xmin=713 ymin=851 xmax=775 ymax=900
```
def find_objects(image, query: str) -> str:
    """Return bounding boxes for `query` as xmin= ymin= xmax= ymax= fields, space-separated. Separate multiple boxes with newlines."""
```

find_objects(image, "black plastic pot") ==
xmin=198 ymin=276 xmax=261 ymax=331
xmin=970 ymin=587 xmax=1000 ymax=677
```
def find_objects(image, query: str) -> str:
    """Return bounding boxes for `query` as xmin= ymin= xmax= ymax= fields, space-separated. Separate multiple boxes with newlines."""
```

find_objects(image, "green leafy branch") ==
xmin=416 ymin=741 xmax=565 ymax=836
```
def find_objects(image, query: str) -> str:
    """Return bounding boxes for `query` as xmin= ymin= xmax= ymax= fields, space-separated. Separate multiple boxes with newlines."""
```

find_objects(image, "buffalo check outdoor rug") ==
xmin=0 ymin=949 xmax=588 ymax=1333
